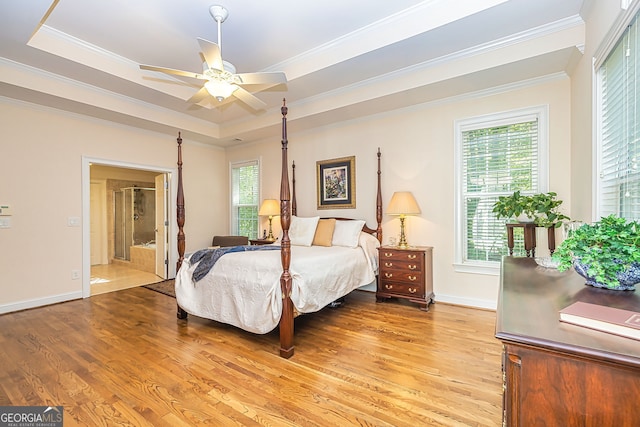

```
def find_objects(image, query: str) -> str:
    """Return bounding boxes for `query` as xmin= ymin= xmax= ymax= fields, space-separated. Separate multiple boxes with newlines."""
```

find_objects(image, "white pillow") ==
xmin=332 ymin=220 xmax=366 ymax=248
xmin=289 ymin=216 xmax=320 ymax=246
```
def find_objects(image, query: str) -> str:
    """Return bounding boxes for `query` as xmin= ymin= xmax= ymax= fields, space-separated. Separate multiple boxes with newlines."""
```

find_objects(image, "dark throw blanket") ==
xmin=188 ymin=245 xmax=280 ymax=283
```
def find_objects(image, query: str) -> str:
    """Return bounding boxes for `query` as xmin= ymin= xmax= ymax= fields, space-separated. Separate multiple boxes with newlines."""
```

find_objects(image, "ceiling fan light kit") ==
xmin=205 ymin=80 xmax=237 ymax=101
xmin=138 ymin=4 xmax=287 ymax=110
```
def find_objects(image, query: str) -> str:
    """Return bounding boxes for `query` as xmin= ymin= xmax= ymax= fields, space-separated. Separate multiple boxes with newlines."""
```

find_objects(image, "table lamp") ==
xmin=258 ymin=199 xmax=280 ymax=241
xmin=387 ymin=191 xmax=421 ymax=248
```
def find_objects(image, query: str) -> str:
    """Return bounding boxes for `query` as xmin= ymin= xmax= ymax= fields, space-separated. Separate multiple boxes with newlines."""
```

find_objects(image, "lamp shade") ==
xmin=387 ymin=191 xmax=421 ymax=215
xmin=258 ymin=199 xmax=280 ymax=216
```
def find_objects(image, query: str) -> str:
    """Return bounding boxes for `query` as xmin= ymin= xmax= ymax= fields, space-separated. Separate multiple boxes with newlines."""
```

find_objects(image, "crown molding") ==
xmin=0 ymin=56 xmax=221 ymax=138
xmin=29 ymin=25 xmax=198 ymax=100
xmin=266 ymin=0 xmax=510 ymax=78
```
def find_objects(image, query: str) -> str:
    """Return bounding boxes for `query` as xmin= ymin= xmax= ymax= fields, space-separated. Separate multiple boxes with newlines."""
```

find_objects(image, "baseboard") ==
xmin=434 ymin=294 xmax=497 ymax=311
xmin=0 ymin=291 xmax=83 ymax=314
xmin=357 ymin=284 xmax=496 ymax=310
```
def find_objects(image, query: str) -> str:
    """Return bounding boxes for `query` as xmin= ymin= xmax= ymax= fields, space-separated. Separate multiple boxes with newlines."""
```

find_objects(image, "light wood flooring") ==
xmin=90 ymin=263 xmax=163 ymax=295
xmin=0 ymin=287 xmax=503 ymax=426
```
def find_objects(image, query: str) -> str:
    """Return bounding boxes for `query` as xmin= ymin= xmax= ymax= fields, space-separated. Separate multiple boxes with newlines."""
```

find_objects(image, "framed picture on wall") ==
xmin=316 ymin=156 xmax=356 ymax=209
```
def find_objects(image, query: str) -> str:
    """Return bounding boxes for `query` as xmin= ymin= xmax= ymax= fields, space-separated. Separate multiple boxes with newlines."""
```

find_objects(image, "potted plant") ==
xmin=552 ymin=215 xmax=640 ymax=290
xmin=492 ymin=191 xmax=569 ymax=228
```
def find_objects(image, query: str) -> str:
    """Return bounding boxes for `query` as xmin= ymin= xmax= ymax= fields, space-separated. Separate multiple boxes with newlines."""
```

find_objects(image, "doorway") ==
xmin=82 ymin=157 xmax=175 ymax=298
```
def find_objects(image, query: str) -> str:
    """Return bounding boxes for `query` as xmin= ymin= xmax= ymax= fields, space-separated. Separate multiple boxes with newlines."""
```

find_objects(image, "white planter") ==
xmin=516 ymin=214 xmax=535 ymax=223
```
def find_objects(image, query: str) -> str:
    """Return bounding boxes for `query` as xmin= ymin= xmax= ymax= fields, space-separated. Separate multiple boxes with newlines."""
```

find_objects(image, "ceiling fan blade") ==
xmin=233 ymin=86 xmax=267 ymax=110
xmin=236 ymin=72 xmax=287 ymax=86
xmin=197 ymin=38 xmax=223 ymax=71
xmin=187 ymin=86 xmax=210 ymax=104
xmin=140 ymin=64 xmax=206 ymax=80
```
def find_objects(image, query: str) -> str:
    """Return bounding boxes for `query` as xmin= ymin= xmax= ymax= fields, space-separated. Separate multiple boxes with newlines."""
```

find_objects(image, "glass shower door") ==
xmin=114 ymin=189 xmax=134 ymax=260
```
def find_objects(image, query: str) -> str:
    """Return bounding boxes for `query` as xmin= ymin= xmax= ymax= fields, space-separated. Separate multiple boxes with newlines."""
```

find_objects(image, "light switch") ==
xmin=68 ymin=217 xmax=81 ymax=227
xmin=0 ymin=217 xmax=10 ymax=228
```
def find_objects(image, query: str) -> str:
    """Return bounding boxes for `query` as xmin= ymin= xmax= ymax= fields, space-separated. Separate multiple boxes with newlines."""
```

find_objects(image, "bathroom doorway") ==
xmin=85 ymin=160 xmax=173 ymax=296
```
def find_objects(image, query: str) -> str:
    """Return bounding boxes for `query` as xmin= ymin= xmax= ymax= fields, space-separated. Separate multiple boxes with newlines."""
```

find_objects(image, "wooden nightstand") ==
xmin=376 ymin=246 xmax=434 ymax=311
xmin=250 ymin=238 xmax=276 ymax=245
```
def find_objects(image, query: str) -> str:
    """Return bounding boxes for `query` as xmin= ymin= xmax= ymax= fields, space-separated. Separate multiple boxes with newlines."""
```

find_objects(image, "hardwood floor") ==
xmin=91 ymin=263 xmax=163 ymax=295
xmin=0 ymin=288 xmax=503 ymax=426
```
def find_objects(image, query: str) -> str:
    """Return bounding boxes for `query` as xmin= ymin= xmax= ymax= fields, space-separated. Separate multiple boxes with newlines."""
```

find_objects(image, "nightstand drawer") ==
xmin=380 ymin=270 xmax=423 ymax=284
xmin=379 ymin=280 xmax=425 ymax=298
xmin=379 ymin=249 xmax=423 ymax=262
xmin=380 ymin=259 xmax=423 ymax=272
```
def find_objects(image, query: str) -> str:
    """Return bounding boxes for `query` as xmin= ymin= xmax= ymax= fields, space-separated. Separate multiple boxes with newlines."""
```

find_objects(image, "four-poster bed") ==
xmin=174 ymin=100 xmax=383 ymax=358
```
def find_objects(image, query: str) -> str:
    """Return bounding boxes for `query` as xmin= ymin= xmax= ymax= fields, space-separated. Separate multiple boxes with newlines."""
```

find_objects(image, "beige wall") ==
xmin=227 ymin=2 xmax=629 ymax=309
xmin=0 ymin=2 xmax=628 ymax=312
xmin=0 ymin=99 xmax=227 ymax=312
xmin=228 ymin=78 xmax=572 ymax=308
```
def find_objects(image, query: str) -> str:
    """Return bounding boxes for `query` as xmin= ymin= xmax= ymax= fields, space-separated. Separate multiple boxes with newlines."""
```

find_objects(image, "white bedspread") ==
xmin=175 ymin=234 xmax=379 ymax=334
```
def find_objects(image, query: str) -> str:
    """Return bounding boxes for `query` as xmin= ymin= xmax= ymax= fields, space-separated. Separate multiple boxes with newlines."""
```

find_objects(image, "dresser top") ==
xmin=496 ymin=257 xmax=640 ymax=367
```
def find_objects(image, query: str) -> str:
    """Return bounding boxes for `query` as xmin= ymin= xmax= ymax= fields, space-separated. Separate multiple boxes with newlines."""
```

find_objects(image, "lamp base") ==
xmin=397 ymin=216 xmax=409 ymax=248
xmin=266 ymin=217 xmax=275 ymax=241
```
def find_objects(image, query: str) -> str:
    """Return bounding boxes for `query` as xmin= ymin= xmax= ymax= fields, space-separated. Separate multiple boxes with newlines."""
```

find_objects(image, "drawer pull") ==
xmin=408 ymin=264 xmax=417 ymax=270
xmin=408 ymin=275 xmax=417 ymax=281
xmin=384 ymin=262 xmax=393 ymax=268
xmin=407 ymin=254 xmax=417 ymax=260
xmin=408 ymin=288 xmax=417 ymax=294
xmin=384 ymin=272 xmax=393 ymax=278
xmin=385 ymin=284 xmax=393 ymax=290
xmin=384 ymin=252 xmax=394 ymax=257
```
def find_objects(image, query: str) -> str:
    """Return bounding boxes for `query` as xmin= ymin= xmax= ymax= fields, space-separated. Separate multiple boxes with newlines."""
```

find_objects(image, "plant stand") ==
xmin=506 ymin=223 xmax=556 ymax=257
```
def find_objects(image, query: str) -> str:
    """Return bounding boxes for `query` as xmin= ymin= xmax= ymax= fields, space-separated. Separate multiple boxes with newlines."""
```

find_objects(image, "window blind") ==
xmin=462 ymin=120 xmax=539 ymax=262
xmin=231 ymin=160 xmax=259 ymax=238
xmin=599 ymin=13 xmax=640 ymax=220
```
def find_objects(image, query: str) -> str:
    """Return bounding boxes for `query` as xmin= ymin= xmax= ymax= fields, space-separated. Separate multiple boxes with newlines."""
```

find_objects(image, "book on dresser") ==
xmin=559 ymin=301 xmax=640 ymax=341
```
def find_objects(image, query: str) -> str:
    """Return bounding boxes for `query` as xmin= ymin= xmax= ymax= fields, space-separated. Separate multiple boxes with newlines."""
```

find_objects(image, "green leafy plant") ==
xmin=552 ymin=215 xmax=640 ymax=289
xmin=492 ymin=191 xmax=569 ymax=228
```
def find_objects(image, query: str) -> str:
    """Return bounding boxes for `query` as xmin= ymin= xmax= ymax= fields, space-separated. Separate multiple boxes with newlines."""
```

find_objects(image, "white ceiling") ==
xmin=0 ymin=0 xmax=586 ymax=147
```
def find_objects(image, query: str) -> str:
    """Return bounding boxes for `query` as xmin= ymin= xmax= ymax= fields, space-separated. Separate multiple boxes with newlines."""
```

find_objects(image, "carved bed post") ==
xmin=376 ymin=148 xmax=383 ymax=244
xmin=176 ymin=132 xmax=188 ymax=319
xmin=279 ymin=99 xmax=294 ymax=358
xmin=291 ymin=161 xmax=297 ymax=216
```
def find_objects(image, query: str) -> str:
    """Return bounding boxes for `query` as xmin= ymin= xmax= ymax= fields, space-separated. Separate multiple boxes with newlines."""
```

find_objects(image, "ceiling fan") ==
xmin=139 ymin=5 xmax=287 ymax=110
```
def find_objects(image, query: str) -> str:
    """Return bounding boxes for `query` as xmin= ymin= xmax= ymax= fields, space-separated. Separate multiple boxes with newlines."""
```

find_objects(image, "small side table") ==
xmin=376 ymin=246 xmax=434 ymax=311
xmin=505 ymin=223 xmax=556 ymax=257
xmin=250 ymin=239 xmax=276 ymax=246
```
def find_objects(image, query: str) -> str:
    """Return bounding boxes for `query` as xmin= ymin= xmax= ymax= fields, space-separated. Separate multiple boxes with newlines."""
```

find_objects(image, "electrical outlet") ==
xmin=72 ymin=270 xmax=80 ymax=280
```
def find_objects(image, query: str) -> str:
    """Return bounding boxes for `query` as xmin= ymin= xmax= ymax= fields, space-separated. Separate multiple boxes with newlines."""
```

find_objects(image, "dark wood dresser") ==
xmin=496 ymin=257 xmax=640 ymax=426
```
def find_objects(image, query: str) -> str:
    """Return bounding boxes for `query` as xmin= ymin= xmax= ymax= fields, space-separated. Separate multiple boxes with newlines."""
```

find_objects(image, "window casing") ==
xmin=454 ymin=107 xmax=548 ymax=275
xmin=230 ymin=160 xmax=260 ymax=239
xmin=597 ymin=12 xmax=640 ymax=220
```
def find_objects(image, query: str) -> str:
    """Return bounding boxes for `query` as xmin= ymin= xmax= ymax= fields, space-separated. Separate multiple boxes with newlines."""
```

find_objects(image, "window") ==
xmin=454 ymin=107 xmax=548 ymax=274
xmin=597 ymin=12 xmax=640 ymax=220
xmin=230 ymin=160 xmax=260 ymax=239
